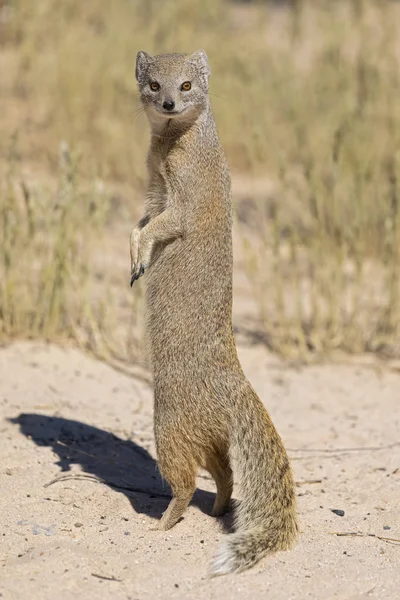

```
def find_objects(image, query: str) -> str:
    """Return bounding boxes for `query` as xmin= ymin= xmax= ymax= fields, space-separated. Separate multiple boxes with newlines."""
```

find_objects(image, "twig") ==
xmin=288 ymin=441 xmax=400 ymax=454
xmin=106 ymin=358 xmax=152 ymax=386
xmin=44 ymin=473 xmax=171 ymax=499
xmin=295 ymin=479 xmax=322 ymax=486
xmin=329 ymin=531 xmax=400 ymax=544
xmin=91 ymin=573 xmax=123 ymax=582
xmin=54 ymin=438 xmax=152 ymax=462
xmin=289 ymin=454 xmax=349 ymax=461
xmin=44 ymin=473 xmax=104 ymax=488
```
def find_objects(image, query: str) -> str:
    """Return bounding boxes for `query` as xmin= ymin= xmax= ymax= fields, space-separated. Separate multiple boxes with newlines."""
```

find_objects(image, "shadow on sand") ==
xmin=10 ymin=413 xmax=219 ymax=523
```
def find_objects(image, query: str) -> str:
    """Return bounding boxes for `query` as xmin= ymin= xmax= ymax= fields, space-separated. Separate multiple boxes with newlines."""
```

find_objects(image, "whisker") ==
xmin=131 ymin=107 xmax=147 ymax=123
xmin=209 ymin=91 xmax=228 ymax=102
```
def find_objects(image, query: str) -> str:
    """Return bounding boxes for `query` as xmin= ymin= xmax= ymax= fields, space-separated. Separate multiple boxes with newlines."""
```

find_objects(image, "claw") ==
xmin=130 ymin=264 xmax=146 ymax=287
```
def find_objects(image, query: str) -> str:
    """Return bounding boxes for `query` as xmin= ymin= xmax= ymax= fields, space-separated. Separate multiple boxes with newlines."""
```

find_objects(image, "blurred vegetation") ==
xmin=1 ymin=0 xmax=400 ymax=361
xmin=0 ymin=136 xmax=110 ymax=353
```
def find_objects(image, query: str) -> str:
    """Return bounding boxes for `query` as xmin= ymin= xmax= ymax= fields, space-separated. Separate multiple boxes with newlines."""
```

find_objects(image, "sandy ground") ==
xmin=1 ymin=340 xmax=399 ymax=600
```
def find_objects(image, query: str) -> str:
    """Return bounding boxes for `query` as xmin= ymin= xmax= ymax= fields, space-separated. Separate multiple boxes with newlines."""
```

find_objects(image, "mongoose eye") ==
xmin=181 ymin=81 xmax=191 ymax=91
xmin=150 ymin=82 xmax=160 ymax=91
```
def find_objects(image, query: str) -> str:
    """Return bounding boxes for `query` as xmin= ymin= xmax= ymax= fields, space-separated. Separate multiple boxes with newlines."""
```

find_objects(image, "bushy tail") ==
xmin=211 ymin=388 xmax=298 ymax=576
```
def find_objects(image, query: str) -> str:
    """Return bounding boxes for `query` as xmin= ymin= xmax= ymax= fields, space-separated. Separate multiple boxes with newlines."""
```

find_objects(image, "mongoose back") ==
xmin=130 ymin=49 xmax=297 ymax=575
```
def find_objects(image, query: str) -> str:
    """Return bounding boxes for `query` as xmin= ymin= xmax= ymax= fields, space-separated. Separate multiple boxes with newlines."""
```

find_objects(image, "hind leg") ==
xmin=207 ymin=454 xmax=233 ymax=517
xmin=155 ymin=444 xmax=197 ymax=531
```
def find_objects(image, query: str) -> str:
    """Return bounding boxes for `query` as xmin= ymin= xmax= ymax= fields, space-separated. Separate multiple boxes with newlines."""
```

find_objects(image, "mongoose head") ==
xmin=135 ymin=50 xmax=210 ymax=123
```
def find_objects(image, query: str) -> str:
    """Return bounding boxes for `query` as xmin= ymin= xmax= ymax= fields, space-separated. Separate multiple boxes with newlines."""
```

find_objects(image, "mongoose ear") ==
xmin=189 ymin=49 xmax=211 ymax=82
xmin=136 ymin=51 xmax=153 ymax=82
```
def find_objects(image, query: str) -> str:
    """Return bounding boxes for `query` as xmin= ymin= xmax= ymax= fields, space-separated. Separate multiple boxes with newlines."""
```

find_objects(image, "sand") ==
xmin=1 ymin=340 xmax=399 ymax=599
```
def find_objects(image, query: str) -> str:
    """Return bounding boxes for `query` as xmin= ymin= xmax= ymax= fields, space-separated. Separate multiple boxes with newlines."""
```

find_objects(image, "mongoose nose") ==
xmin=163 ymin=100 xmax=175 ymax=111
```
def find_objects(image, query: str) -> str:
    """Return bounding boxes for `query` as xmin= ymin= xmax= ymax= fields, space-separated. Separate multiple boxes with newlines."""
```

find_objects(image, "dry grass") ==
xmin=0 ymin=134 xmax=146 ymax=362
xmin=236 ymin=0 xmax=400 ymax=358
xmin=0 ymin=137 xmax=110 ymax=354
xmin=1 ymin=0 xmax=400 ymax=361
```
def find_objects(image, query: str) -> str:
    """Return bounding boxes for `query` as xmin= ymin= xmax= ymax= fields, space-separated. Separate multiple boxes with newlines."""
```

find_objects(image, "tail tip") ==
xmin=210 ymin=541 xmax=237 ymax=577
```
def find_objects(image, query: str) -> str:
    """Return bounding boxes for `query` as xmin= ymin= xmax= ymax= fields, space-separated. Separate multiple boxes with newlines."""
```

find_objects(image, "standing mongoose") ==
xmin=130 ymin=49 xmax=297 ymax=575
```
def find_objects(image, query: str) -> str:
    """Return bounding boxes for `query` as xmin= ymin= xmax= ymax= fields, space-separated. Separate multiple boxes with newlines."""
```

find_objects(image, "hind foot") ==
xmin=211 ymin=497 xmax=232 ymax=517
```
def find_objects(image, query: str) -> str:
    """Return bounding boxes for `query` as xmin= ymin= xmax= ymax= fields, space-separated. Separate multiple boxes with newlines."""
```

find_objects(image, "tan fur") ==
xmin=130 ymin=50 xmax=298 ymax=575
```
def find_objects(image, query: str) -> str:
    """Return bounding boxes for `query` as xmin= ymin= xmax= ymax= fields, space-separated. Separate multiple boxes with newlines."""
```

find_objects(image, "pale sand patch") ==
xmin=1 ymin=341 xmax=399 ymax=600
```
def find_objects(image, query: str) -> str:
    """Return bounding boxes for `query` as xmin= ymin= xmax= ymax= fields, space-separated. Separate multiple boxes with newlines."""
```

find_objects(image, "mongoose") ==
xmin=130 ymin=49 xmax=297 ymax=575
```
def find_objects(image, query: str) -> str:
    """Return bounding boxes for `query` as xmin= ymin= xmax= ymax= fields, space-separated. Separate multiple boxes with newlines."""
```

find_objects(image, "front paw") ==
xmin=130 ymin=263 xmax=146 ymax=286
xmin=129 ymin=228 xmax=145 ymax=286
xmin=129 ymin=228 xmax=153 ymax=286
